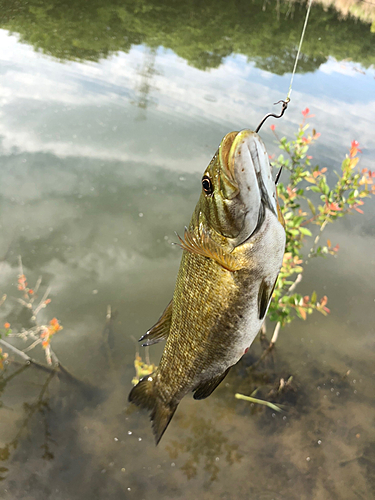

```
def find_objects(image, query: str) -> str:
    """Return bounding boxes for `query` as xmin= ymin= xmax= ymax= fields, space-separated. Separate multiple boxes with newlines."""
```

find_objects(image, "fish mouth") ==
xmin=219 ymin=131 xmax=239 ymax=192
xmin=222 ymin=130 xmax=278 ymax=246
xmin=229 ymin=129 xmax=277 ymax=213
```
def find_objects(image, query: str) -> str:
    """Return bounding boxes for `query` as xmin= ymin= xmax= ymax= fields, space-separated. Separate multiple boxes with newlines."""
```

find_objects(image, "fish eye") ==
xmin=202 ymin=176 xmax=213 ymax=195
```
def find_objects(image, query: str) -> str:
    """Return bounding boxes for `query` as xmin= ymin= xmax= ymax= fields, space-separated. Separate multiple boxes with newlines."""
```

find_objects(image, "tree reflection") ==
xmin=0 ymin=0 xmax=374 ymax=72
xmin=0 ymin=368 xmax=57 ymax=483
xmin=132 ymin=47 xmax=159 ymax=119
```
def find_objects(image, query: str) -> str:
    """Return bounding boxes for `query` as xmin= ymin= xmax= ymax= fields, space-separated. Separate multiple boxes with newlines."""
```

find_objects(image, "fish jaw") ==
xmin=227 ymin=130 xmax=278 ymax=247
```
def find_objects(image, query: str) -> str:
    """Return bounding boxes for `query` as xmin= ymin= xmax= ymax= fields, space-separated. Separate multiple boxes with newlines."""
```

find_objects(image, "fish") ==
xmin=128 ymin=129 xmax=286 ymax=444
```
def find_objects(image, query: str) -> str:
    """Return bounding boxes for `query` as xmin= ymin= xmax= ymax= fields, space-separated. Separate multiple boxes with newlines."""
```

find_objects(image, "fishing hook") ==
xmin=255 ymin=98 xmax=290 ymax=185
xmin=255 ymin=98 xmax=289 ymax=134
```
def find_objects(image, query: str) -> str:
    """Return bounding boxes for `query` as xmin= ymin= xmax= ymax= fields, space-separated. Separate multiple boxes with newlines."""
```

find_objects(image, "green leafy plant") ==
xmin=265 ymin=108 xmax=374 ymax=346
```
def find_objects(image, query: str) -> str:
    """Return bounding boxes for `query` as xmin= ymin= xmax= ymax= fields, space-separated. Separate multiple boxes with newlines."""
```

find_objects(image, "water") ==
xmin=0 ymin=1 xmax=375 ymax=498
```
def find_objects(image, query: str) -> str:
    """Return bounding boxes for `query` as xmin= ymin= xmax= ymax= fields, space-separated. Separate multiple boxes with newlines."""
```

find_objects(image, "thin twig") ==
xmin=235 ymin=393 xmax=285 ymax=412
xmin=16 ymin=298 xmax=32 ymax=309
xmin=307 ymin=218 xmax=329 ymax=261
xmin=260 ymin=322 xmax=267 ymax=341
xmin=0 ymin=339 xmax=80 ymax=381
xmin=18 ymin=255 xmax=24 ymax=278
xmin=23 ymin=339 xmax=42 ymax=353
xmin=284 ymin=273 xmax=303 ymax=297
xmin=33 ymin=286 xmax=51 ymax=317
xmin=0 ymin=339 xmax=53 ymax=373
xmin=0 ymin=339 xmax=30 ymax=362
xmin=270 ymin=322 xmax=281 ymax=345
xmin=33 ymin=276 xmax=42 ymax=296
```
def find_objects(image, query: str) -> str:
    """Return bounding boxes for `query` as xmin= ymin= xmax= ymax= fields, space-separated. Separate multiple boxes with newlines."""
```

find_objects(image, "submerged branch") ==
xmin=235 ymin=393 xmax=285 ymax=412
xmin=0 ymin=339 xmax=83 ymax=384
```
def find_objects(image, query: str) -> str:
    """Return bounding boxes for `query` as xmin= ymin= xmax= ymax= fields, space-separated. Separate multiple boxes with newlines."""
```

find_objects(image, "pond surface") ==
xmin=0 ymin=1 xmax=375 ymax=499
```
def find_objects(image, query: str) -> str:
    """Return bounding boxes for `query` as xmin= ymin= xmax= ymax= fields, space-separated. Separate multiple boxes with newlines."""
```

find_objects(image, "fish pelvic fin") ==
xmin=139 ymin=300 xmax=173 ymax=346
xmin=193 ymin=366 xmax=231 ymax=400
xmin=176 ymin=227 xmax=242 ymax=272
xmin=128 ymin=375 xmax=177 ymax=445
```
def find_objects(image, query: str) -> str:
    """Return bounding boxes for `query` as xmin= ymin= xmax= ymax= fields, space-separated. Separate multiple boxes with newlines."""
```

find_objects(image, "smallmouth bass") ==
xmin=129 ymin=130 xmax=286 ymax=444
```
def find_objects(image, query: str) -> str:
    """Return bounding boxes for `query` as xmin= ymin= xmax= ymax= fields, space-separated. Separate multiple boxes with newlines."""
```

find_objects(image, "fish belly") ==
xmin=225 ymin=209 xmax=285 ymax=368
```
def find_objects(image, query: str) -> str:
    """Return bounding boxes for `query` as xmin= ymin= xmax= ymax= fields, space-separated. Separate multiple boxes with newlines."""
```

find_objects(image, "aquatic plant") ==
xmin=0 ymin=257 xmax=63 ymax=370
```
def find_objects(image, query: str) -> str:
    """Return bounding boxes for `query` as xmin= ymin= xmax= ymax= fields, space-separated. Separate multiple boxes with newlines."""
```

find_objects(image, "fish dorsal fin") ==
xmin=176 ymin=228 xmax=242 ymax=272
xmin=139 ymin=300 xmax=173 ymax=346
xmin=193 ymin=366 xmax=231 ymax=400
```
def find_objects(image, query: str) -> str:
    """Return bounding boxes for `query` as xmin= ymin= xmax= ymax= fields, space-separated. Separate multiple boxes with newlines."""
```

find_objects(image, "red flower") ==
xmin=326 ymin=202 xmax=342 ymax=214
xmin=350 ymin=140 xmax=362 ymax=158
xmin=302 ymin=108 xmax=310 ymax=117
xmin=270 ymin=124 xmax=275 ymax=131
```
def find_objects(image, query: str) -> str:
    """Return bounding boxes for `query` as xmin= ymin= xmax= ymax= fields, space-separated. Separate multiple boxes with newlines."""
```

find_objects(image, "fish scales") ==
xmin=129 ymin=129 xmax=286 ymax=444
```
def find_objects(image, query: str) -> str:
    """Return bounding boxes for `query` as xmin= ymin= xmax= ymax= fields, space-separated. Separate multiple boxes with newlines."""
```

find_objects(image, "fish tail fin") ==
xmin=151 ymin=400 xmax=177 ymax=445
xmin=128 ymin=375 xmax=177 ymax=445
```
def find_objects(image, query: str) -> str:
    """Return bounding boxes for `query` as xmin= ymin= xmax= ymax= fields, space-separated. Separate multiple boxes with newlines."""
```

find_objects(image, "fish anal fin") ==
xmin=177 ymin=228 xmax=242 ymax=272
xmin=139 ymin=300 xmax=173 ymax=346
xmin=128 ymin=375 xmax=177 ymax=445
xmin=193 ymin=367 xmax=231 ymax=400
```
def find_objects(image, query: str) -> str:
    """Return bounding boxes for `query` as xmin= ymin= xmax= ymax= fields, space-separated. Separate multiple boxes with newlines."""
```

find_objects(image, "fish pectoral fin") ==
xmin=193 ymin=367 xmax=231 ymax=400
xmin=258 ymin=277 xmax=278 ymax=320
xmin=139 ymin=300 xmax=173 ymax=346
xmin=276 ymin=194 xmax=285 ymax=228
xmin=176 ymin=227 xmax=242 ymax=272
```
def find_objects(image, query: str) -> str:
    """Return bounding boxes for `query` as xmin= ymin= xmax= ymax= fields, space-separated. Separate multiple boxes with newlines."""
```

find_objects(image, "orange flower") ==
xmin=4 ymin=322 xmax=10 ymax=329
xmin=17 ymin=274 xmax=27 ymax=291
xmin=326 ymin=202 xmax=342 ymax=215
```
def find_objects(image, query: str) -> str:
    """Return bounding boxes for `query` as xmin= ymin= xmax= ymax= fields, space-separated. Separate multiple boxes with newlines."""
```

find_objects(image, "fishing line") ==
xmin=286 ymin=0 xmax=314 ymax=101
xmin=255 ymin=0 xmax=314 ymax=135
xmin=254 ymin=0 xmax=314 ymax=185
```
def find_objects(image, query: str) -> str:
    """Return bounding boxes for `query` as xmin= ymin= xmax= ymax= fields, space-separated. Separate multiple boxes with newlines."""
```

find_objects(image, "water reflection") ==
xmin=132 ymin=47 xmax=159 ymax=119
xmin=0 ymin=0 xmax=375 ymax=497
xmin=1 ymin=0 xmax=374 ymax=72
